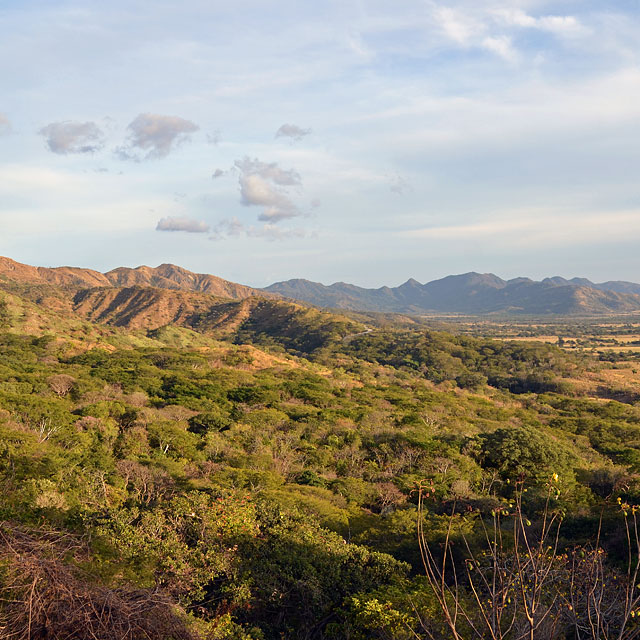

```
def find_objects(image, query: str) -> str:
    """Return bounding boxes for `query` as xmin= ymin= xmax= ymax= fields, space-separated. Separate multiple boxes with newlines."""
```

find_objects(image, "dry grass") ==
xmin=0 ymin=522 xmax=197 ymax=640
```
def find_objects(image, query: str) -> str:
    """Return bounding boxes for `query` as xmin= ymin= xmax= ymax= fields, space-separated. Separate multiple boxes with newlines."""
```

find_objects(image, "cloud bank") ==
xmin=39 ymin=120 xmax=105 ymax=154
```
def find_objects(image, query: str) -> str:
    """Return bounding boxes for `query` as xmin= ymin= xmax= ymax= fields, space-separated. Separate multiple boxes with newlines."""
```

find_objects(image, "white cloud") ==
xmin=493 ymin=9 xmax=587 ymax=37
xmin=434 ymin=7 xmax=482 ymax=45
xmin=117 ymin=113 xmax=199 ymax=160
xmin=156 ymin=216 xmax=209 ymax=233
xmin=276 ymin=123 xmax=312 ymax=141
xmin=538 ymin=15 xmax=585 ymax=36
xmin=39 ymin=120 xmax=105 ymax=154
xmin=1 ymin=0 xmax=637 ymax=283
xmin=482 ymin=35 xmax=518 ymax=63
xmin=494 ymin=9 xmax=536 ymax=28
xmin=235 ymin=157 xmax=300 ymax=186
xmin=235 ymin=156 xmax=303 ymax=222
xmin=430 ymin=5 xmax=586 ymax=64
xmin=431 ymin=6 xmax=523 ymax=63
xmin=239 ymin=174 xmax=300 ymax=222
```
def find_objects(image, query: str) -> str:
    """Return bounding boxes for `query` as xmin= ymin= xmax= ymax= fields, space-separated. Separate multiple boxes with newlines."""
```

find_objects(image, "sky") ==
xmin=2 ymin=0 xmax=640 ymax=288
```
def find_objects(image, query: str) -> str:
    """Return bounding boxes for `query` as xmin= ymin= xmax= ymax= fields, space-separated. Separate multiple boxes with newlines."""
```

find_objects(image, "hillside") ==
xmin=266 ymin=272 xmax=640 ymax=315
xmin=543 ymin=275 xmax=640 ymax=296
xmin=5 ymin=257 xmax=640 ymax=638
xmin=72 ymin=287 xmax=363 ymax=356
xmin=72 ymin=286 xmax=225 ymax=330
xmin=0 ymin=277 xmax=363 ymax=361
xmin=0 ymin=256 xmax=111 ymax=288
xmin=0 ymin=256 xmax=268 ymax=299
xmin=104 ymin=263 xmax=266 ymax=298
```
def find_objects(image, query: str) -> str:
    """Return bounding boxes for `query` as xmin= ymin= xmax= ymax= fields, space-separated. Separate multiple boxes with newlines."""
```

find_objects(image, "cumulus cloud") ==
xmin=234 ymin=156 xmax=303 ymax=222
xmin=275 ymin=123 xmax=311 ymax=141
xmin=118 ymin=113 xmax=199 ymax=160
xmin=39 ymin=120 xmax=105 ymax=154
xmin=235 ymin=157 xmax=300 ymax=185
xmin=210 ymin=217 xmax=307 ymax=241
xmin=239 ymin=175 xmax=300 ymax=222
xmin=0 ymin=114 xmax=10 ymax=134
xmin=433 ymin=8 xmax=522 ymax=62
xmin=156 ymin=216 xmax=210 ymax=233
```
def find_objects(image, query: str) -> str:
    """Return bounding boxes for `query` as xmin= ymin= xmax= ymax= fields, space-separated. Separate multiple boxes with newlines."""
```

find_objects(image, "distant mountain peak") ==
xmin=265 ymin=271 xmax=640 ymax=315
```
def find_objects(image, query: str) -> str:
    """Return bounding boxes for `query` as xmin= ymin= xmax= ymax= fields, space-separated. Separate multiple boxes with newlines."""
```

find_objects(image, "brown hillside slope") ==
xmin=71 ymin=287 xmax=361 ymax=354
xmin=72 ymin=287 xmax=222 ymax=331
xmin=0 ymin=257 xmax=286 ymax=338
xmin=0 ymin=256 xmax=110 ymax=288
xmin=72 ymin=288 xmax=286 ymax=337
xmin=0 ymin=256 xmax=270 ymax=300
xmin=568 ymin=286 xmax=640 ymax=314
xmin=104 ymin=263 xmax=266 ymax=298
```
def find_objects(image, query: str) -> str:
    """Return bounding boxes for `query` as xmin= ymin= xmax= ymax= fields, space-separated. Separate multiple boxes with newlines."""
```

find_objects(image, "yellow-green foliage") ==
xmin=1 ymin=306 xmax=640 ymax=639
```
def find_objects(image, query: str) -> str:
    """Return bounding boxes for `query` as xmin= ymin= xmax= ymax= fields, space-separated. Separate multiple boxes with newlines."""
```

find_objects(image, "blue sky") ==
xmin=1 ymin=0 xmax=640 ymax=287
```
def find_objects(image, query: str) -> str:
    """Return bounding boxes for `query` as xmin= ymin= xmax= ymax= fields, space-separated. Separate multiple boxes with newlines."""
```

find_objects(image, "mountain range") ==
xmin=265 ymin=273 xmax=640 ymax=315
xmin=2 ymin=256 xmax=640 ymax=319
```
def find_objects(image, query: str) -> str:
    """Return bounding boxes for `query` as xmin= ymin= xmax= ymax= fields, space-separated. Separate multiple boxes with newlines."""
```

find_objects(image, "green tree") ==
xmin=0 ymin=297 xmax=10 ymax=329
